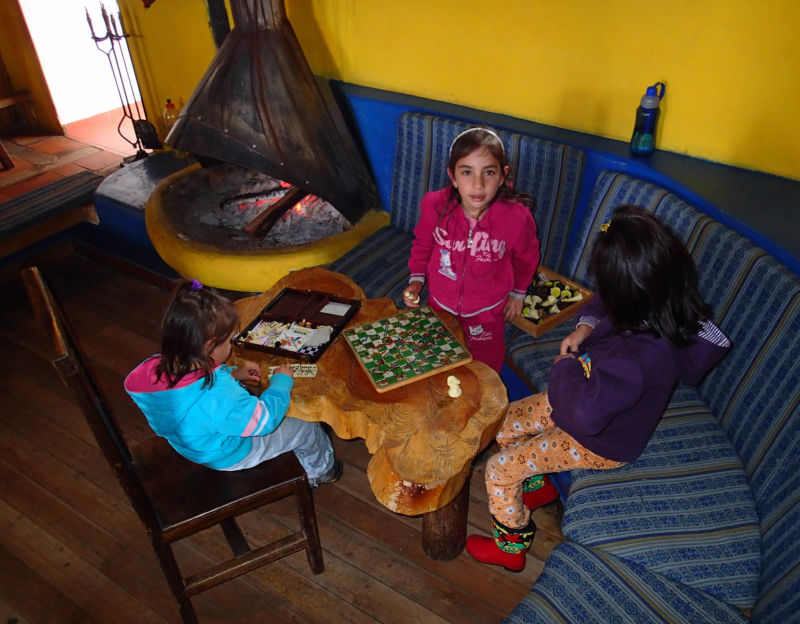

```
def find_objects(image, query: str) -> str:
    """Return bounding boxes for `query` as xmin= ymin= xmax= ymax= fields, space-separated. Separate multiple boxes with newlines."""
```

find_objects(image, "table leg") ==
xmin=421 ymin=474 xmax=471 ymax=560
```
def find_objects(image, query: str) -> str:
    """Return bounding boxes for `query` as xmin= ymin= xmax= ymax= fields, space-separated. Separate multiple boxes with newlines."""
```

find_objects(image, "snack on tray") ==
xmin=521 ymin=272 xmax=584 ymax=324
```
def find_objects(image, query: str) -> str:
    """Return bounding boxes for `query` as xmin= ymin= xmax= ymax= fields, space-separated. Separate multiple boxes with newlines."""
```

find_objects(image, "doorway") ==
xmin=18 ymin=0 xmax=138 ymax=156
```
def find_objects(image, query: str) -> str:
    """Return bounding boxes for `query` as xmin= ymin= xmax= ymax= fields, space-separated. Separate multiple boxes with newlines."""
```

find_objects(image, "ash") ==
xmin=180 ymin=165 xmax=351 ymax=249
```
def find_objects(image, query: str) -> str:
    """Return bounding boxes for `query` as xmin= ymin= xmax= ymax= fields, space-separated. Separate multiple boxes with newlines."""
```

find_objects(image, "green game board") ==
xmin=343 ymin=307 xmax=472 ymax=392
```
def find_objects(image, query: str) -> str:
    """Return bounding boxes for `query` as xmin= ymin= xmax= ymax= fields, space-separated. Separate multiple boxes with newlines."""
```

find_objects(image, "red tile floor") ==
xmin=0 ymin=106 xmax=139 ymax=203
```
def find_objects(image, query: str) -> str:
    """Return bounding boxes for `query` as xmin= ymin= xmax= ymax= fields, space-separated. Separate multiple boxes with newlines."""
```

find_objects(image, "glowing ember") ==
xmin=161 ymin=163 xmax=353 ymax=252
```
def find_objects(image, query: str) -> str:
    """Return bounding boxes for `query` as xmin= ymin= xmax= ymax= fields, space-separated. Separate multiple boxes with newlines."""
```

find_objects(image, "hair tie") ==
xmin=449 ymin=127 xmax=505 ymax=157
xmin=190 ymin=278 xmax=203 ymax=291
xmin=599 ymin=222 xmax=611 ymax=233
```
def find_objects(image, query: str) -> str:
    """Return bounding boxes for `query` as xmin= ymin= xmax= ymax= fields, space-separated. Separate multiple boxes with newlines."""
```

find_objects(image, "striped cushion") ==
xmin=504 ymin=542 xmax=749 ymax=624
xmin=0 ymin=170 xmax=102 ymax=237
xmin=506 ymin=321 xmax=574 ymax=392
xmin=389 ymin=112 xmax=585 ymax=272
xmin=561 ymin=171 xmax=800 ymax=617
xmin=562 ymin=388 xmax=761 ymax=608
xmin=327 ymin=226 xmax=416 ymax=306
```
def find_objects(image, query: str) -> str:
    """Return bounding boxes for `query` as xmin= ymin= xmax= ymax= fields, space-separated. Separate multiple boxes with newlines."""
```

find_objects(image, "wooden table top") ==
xmin=230 ymin=267 xmax=509 ymax=515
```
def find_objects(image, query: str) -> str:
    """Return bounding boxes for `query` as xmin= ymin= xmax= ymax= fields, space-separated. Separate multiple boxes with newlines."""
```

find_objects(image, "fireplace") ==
xmin=145 ymin=0 xmax=386 ymax=292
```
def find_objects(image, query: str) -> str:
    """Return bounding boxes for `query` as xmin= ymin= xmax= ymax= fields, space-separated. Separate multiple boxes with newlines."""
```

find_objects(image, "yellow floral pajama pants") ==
xmin=486 ymin=392 xmax=625 ymax=529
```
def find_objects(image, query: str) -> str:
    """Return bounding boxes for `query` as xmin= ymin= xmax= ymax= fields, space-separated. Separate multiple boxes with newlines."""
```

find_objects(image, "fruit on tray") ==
xmin=521 ymin=274 xmax=584 ymax=324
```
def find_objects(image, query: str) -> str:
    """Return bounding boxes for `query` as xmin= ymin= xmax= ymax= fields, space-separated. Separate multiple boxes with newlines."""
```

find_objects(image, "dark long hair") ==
xmin=589 ymin=204 xmax=712 ymax=346
xmin=442 ymin=126 xmax=536 ymax=219
xmin=155 ymin=280 xmax=239 ymax=388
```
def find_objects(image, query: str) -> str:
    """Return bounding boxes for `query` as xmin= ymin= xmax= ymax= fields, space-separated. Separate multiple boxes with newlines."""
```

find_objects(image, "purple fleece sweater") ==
xmin=548 ymin=295 xmax=731 ymax=462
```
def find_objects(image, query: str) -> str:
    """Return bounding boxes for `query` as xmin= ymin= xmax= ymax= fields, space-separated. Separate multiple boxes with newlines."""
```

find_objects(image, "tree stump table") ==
xmin=231 ymin=267 xmax=509 ymax=560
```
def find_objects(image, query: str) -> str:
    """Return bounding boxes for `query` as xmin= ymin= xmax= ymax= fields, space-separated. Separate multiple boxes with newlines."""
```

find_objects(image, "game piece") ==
xmin=235 ymin=287 xmax=361 ymax=362
xmin=344 ymin=306 xmax=472 ymax=393
xmin=447 ymin=375 xmax=462 ymax=398
xmin=404 ymin=289 xmax=420 ymax=304
xmin=268 ymin=363 xmax=318 ymax=378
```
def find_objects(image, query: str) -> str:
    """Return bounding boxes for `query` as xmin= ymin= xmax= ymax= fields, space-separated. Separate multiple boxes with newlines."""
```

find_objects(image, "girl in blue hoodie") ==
xmin=125 ymin=279 xmax=341 ymax=485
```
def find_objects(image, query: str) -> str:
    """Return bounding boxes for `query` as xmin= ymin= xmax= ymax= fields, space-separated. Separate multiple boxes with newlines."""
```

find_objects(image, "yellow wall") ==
xmin=120 ymin=0 xmax=800 ymax=181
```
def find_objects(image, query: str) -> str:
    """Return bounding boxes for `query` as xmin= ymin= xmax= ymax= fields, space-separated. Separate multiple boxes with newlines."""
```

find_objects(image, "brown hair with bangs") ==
xmin=155 ymin=280 xmax=239 ymax=388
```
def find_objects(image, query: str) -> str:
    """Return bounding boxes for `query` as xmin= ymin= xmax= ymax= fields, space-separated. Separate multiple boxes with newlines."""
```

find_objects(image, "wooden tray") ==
xmin=512 ymin=266 xmax=594 ymax=338
xmin=234 ymin=287 xmax=361 ymax=362
xmin=343 ymin=306 xmax=472 ymax=393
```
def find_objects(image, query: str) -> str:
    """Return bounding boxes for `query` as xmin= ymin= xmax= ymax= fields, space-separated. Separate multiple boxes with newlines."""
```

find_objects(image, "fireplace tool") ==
xmin=86 ymin=3 xmax=161 ymax=161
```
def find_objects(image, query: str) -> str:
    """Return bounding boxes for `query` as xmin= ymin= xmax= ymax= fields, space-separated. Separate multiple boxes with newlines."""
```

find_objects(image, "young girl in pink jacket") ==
xmin=403 ymin=127 xmax=540 ymax=371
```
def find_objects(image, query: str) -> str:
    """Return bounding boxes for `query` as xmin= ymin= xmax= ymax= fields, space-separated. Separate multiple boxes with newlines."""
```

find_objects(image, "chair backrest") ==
xmin=21 ymin=267 xmax=158 ymax=527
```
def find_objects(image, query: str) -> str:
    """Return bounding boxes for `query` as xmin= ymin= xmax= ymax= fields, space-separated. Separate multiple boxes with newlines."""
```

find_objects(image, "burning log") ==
xmin=242 ymin=186 xmax=308 ymax=238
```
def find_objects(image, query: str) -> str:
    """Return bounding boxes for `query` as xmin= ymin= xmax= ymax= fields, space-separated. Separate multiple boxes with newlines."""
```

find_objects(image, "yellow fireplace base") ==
xmin=145 ymin=167 xmax=389 ymax=293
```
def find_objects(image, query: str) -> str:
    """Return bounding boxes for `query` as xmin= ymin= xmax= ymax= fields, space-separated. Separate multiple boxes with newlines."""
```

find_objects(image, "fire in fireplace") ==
xmin=157 ymin=162 xmax=352 ymax=252
xmin=145 ymin=0 xmax=388 ymax=291
xmin=164 ymin=0 xmax=378 ymax=228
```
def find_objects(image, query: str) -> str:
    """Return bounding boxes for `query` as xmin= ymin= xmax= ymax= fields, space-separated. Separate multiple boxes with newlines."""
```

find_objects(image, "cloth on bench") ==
xmin=0 ymin=170 xmax=102 ymax=238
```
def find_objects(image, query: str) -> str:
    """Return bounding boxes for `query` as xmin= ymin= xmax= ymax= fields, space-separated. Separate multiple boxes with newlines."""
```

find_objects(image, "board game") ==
xmin=343 ymin=306 xmax=472 ymax=393
xmin=234 ymin=288 xmax=360 ymax=362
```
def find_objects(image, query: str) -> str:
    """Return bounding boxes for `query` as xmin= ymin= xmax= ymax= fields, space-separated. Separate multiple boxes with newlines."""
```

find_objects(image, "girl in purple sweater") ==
xmin=466 ymin=205 xmax=731 ymax=571
xmin=404 ymin=126 xmax=540 ymax=371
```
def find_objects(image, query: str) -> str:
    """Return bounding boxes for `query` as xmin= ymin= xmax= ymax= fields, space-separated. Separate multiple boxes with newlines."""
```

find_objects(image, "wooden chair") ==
xmin=21 ymin=266 xmax=324 ymax=623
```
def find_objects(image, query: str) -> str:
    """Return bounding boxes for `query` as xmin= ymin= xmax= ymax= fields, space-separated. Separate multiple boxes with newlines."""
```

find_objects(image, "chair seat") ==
xmin=133 ymin=435 xmax=307 ymax=540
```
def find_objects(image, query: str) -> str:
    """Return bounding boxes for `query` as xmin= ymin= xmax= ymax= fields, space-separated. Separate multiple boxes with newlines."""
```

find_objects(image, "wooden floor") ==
xmin=0 ymin=250 xmax=564 ymax=624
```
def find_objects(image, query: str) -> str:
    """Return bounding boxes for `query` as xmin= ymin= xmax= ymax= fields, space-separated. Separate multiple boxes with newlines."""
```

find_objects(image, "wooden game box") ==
xmin=234 ymin=288 xmax=361 ymax=362
xmin=343 ymin=306 xmax=473 ymax=393
xmin=512 ymin=266 xmax=594 ymax=338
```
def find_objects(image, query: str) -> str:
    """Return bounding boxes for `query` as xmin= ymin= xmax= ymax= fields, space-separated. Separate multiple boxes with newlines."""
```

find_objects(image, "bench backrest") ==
xmin=564 ymin=170 xmax=800 ymax=622
xmin=389 ymin=112 xmax=585 ymax=272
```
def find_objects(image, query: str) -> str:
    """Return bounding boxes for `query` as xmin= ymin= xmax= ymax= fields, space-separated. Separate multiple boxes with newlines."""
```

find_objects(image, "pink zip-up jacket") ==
xmin=408 ymin=188 xmax=540 ymax=317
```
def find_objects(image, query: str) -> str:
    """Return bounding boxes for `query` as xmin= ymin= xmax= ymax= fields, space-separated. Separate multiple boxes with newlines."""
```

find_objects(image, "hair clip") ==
xmin=449 ymin=127 xmax=505 ymax=157
xmin=190 ymin=278 xmax=203 ymax=291
xmin=599 ymin=222 xmax=611 ymax=233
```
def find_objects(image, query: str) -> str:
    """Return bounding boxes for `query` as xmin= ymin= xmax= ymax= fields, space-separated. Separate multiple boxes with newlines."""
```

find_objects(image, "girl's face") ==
xmin=448 ymin=147 xmax=508 ymax=216
xmin=206 ymin=329 xmax=237 ymax=366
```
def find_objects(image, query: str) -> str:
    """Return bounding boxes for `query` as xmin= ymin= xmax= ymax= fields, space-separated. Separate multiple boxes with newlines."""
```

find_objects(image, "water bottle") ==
xmin=630 ymin=82 xmax=665 ymax=156
xmin=163 ymin=98 xmax=179 ymax=135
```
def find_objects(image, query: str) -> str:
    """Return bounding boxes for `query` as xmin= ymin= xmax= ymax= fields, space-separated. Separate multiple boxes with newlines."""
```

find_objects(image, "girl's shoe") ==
xmin=465 ymin=516 xmax=535 ymax=572
xmin=522 ymin=474 xmax=559 ymax=510
xmin=309 ymin=460 xmax=343 ymax=487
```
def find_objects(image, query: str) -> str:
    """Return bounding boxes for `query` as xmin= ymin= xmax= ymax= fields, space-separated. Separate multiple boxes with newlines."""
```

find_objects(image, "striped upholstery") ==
xmin=329 ymin=112 xmax=585 ymax=305
xmin=507 ymin=321 xmax=573 ymax=392
xmin=326 ymin=226 xmax=417 ymax=305
xmin=0 ymin=170 xmax=102 ymax=237
xmin=509 ymin=171 xmax=800 ymax=622
xmin=389 ymin=112 xmax=585 ymax=270
xmin=504 ymin=542 xmax=749 ymax=624
xmin=562 ymin=388 xmax=760 ymax=607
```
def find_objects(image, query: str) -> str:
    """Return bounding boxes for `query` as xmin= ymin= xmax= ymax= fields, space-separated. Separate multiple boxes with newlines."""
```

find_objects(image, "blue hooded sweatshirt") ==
xmin=124 ymin=357 xmax=293 ymax=469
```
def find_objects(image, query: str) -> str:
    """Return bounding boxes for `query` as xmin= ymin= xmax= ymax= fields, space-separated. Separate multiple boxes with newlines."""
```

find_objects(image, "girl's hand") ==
xmin=503 ymin=297 xmax=523 ymax=322
xmin=273 ymin=363 xmax=294 ymax=378
xmin=560 ymin=324 xmax=593 ymax=355
xmin=403 ymin=282 xmax=423 ymax=308
xmin=233 ymin=360 xmax=262 ymax=382
xmin=553 ymin=352 xmax=577 ymax=365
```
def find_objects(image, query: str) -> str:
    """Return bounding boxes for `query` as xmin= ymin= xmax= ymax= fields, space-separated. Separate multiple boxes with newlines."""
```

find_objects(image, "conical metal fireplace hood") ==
xmin=166 ymin=0 xmax=377 ymax=224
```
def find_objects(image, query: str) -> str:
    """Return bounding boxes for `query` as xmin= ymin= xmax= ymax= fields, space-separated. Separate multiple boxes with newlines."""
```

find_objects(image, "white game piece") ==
xmin=447 ymin=375 xmax=462 ymax=398
xmin=404 ymin=289 xmax=420 ymax=304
